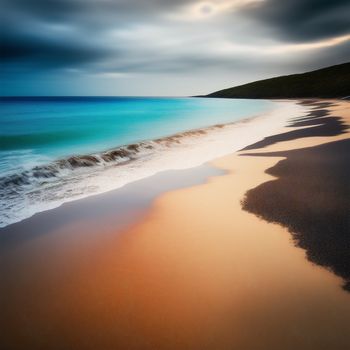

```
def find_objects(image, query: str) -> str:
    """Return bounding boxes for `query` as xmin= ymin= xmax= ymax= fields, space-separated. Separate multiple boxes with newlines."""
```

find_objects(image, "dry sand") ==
xmin=95 ymin=99 xmax=350 ymax=349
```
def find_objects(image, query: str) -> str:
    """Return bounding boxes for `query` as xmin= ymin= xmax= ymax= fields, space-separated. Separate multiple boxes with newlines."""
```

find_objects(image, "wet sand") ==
xmin=1 ymin=100 xmax=350 ymax=349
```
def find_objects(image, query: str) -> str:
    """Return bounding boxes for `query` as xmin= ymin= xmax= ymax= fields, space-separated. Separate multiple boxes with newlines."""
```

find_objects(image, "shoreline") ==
xmin=0 ymin=99 xmax=301 ymax=228
xmin=240 ymin=100 xmax=350 ymax=291
xmin=1 ymin=99 xmax=350 ymax=349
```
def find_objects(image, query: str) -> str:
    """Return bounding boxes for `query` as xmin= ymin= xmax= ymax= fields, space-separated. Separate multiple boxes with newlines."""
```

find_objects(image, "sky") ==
xmin=1 ymin=0 xmax=349 ymax=96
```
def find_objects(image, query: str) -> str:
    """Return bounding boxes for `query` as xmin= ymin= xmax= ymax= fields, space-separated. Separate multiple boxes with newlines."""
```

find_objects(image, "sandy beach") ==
xmin=1 ymin=100 xmax=349 ymax=350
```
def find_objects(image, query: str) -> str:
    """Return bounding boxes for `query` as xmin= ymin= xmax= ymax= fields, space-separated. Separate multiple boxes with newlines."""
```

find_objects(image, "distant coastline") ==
xmin=200 ymin=62 xmax=350 ymax=99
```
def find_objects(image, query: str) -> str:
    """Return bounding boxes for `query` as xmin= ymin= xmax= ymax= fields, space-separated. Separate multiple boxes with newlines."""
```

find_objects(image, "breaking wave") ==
xmin=0 ymin=101 xmax=304 ymax=228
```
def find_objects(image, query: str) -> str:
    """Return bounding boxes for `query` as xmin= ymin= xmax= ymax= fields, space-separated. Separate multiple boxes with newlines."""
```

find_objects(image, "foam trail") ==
xmin=0 ymin=101 xmax=305 ymax=228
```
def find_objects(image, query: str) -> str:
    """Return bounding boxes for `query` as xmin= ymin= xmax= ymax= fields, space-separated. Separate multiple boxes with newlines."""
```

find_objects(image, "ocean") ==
xmin=0 ymin=97 xmax=300 ymax=227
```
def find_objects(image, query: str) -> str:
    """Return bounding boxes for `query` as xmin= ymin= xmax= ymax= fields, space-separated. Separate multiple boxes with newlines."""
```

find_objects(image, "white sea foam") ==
xmin=0 ymin=101 xmax=306 ymax=228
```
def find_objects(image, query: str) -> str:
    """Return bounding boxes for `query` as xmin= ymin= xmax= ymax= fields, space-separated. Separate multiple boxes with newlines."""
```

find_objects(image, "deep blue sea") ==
xmin=0 ymin=97 xmax=271 ymax=172
xmin=0 ymin=97 xmax=294 ymax=227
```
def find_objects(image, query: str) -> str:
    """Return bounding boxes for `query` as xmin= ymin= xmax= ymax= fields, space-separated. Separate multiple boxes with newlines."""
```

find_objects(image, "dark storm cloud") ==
xmin=243 ymin=0 xmax=350 ymax=42
xmin=2 ymin=0 xmax=81 ymax=19
xmin=1 ymin=0 xmax=190 ymax=22
xmin=1 ymin=32 xmax=110 ymax=68
xmin=0 ymin=23 xmax=113 ymax=71
xmin=0 ymin=0 xmax=191 ymax=69
xmin=0 ymin=0 xmax=349 ymax=95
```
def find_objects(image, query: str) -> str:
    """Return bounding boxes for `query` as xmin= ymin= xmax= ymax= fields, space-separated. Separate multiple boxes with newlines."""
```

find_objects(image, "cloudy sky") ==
xmin=1 ymin=0 xmax=349 ymax=96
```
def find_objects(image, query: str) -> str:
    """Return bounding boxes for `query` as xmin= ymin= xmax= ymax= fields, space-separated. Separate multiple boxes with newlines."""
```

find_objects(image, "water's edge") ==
xmin=0 ymin=101 xmax=304 ymax=227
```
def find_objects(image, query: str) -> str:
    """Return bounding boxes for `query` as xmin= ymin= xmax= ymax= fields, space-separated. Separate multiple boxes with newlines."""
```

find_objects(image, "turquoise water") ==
xmin=0 ymin=96 xmax=280 ymax=227
xmin=0 ymin=97 xmax=271 ymax=173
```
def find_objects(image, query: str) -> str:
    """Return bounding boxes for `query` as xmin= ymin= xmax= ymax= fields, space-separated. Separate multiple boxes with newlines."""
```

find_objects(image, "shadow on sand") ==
xmin=241 ymin=101 xmax=350 ymax=291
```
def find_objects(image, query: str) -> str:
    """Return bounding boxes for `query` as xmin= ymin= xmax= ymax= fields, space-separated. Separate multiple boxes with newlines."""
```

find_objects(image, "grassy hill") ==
xmin=204 ymin=62 xmax=350 ymax=99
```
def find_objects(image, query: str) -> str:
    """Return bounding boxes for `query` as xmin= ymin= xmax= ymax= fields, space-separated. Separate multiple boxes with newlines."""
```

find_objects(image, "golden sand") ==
xmin=96 ymin=100 xmax=350 ymax=349
xmin=3 ymin=101 xmax=350 ymax=349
